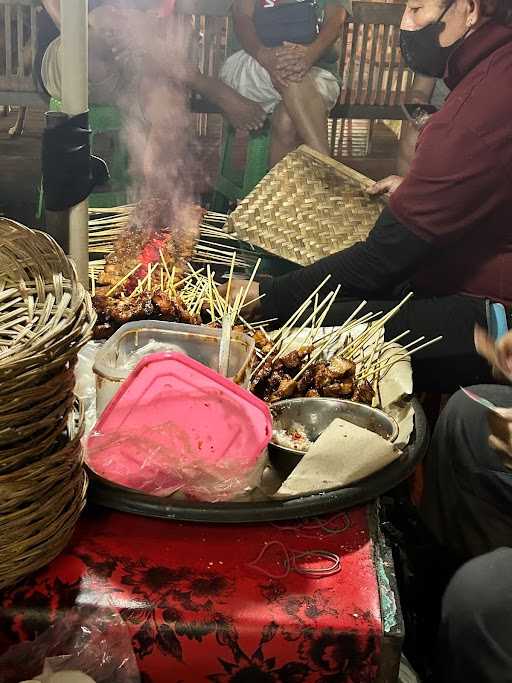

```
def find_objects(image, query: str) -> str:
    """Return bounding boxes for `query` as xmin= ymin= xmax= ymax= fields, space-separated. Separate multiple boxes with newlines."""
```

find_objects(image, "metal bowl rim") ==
xmin=270 ymin=397 xmax=399 ymax=456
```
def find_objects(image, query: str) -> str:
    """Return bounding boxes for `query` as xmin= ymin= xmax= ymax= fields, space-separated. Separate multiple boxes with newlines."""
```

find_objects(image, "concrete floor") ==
xmin=0 ymin=106 xmax=45 ymax=228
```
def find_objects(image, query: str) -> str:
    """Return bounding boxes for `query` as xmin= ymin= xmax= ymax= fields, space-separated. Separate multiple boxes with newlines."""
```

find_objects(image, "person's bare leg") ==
xmin=189 ymin=69 xmax=266 ymax=132
xmin=269 ymin=102 xmax=298 ymax=167
xmin=279 ymin=74 xmax=330 ymax=156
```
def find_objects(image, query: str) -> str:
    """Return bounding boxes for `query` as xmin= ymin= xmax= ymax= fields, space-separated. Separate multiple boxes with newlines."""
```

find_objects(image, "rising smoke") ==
xmin=102 ymin=0 xmax=203 ymax=234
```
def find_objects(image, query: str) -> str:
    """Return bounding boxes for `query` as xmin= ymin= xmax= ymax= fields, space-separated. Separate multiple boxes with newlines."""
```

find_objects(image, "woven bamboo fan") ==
xmin=226 ymin=146 xmax=385 ymax=267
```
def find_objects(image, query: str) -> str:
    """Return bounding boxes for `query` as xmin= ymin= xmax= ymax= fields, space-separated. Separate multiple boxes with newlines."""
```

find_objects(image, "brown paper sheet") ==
xmin=267 ymin=342 xmax=415 ymax=500
xmin=275 ymin=418 xmax=400 ymax=498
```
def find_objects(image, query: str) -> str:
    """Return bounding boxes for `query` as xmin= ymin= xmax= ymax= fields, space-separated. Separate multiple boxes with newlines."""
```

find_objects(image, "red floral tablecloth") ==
xmin=0 ymin=505 xmax=392 ymax=682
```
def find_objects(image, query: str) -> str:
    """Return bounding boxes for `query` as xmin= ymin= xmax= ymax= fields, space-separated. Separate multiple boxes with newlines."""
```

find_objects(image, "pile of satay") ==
xmin=89 ymin=202 xmax=441 ymax=406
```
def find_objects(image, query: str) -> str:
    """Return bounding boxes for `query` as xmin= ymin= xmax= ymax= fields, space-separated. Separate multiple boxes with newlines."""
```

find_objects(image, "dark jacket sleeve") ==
xmin=260 ymin=206 xmax=433 ymax=323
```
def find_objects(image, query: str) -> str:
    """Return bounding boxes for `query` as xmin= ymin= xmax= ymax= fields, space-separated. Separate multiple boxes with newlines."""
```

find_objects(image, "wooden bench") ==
xmin=0 ymin=0 xmax=47 ymax=136
xmin=186 ymin=0 xmax=414 ymax=161
xmin=0 ymin=0 xmax=47 ymax=105
xmin=335 ymin=1 xmax=413 ymax=120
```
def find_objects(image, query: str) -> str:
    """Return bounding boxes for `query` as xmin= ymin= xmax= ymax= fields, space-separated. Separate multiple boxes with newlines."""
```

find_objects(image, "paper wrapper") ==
xmin=276 ymin=419 xmax=399 ymax=497
xmin=272 ymin=344 xmax=414 ymax=500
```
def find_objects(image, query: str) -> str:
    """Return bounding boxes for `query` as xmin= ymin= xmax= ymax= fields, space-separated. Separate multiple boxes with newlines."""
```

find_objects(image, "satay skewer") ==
xmin=272 ymin=276 xmax=333 ymax=347
xmin=224 ymin=252 xmax=236 ymax=316
xmin=343 ymin=293 xmax=414 ymax=360
xmin=241 ymin=293 xmax=266 ymax=310
xmin=293 ymin=324 xmax=357 ymax=382
xmin=105 ymin=263 xmax=142 ymax=297
xmin=308 ymin=285 xmax=342 ymax=344
xmin=207 ymin=266 xmax=216 ymax=324
xmin=239 ymin=258 xmax=262 ymax=312
xmin=358 ymin=335 xmax=443 ymax=380
xmin=250 ymin=276 xmax=332 ymax=379
xmin=272 ymin=290 xmax=339 ymax=365
xmin=312 ymin=311 xmax=379 ymax=348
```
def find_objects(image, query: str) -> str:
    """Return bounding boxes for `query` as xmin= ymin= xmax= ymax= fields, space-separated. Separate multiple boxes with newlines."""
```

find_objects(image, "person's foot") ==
xmin=8 ymin=107 xmax=26 ymax=137
xmin=217 ymin=88 xmax=267 ymax=132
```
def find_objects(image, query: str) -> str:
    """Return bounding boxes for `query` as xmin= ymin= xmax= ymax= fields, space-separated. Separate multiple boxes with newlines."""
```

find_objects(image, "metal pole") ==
xmin=61 ymin=0 xmax=89 ymax=287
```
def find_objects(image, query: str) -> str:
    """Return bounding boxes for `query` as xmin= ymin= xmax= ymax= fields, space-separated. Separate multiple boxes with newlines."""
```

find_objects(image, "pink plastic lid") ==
xmin=86 ymin=352 xmax=272 ymax=498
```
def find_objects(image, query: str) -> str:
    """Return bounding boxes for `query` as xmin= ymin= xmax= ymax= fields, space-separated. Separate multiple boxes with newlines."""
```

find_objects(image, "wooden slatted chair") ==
xmin=330 ymin=1 xmax=413 ymax=158
xmin=212 ymin=1 xmax=415 ymax=207
xmin=335 ymin=1 xmax=413 ymax=120
xmin=0 ymin=0 xmax=47 ymax=136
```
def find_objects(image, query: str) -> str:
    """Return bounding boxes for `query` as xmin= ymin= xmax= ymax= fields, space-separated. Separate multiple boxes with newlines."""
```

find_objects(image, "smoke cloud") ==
xmin=102 ymin=1 xmax=203 ymax=235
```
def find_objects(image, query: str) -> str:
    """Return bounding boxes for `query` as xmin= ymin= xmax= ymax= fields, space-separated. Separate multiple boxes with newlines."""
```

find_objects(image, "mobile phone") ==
xmin=401 ymin=103 xmax=438 ymax=127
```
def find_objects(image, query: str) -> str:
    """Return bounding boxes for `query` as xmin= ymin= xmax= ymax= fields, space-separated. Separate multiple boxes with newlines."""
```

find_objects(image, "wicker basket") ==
xmin=0 ymin=219 xmax=95 ymax=589
xmin=226 ymin=146 xmax=385 ymax=267
xmin=0 ymin=218 xmax=94 ymax=373
xmin=0 ymin=403 xmax=87 ymax=590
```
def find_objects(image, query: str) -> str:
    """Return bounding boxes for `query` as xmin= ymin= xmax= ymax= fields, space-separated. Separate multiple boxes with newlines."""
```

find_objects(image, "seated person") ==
xmin=223 ymin=0 xmax=512 ymax=393
xmin=420 ymin=327 xmax=512 ymax=681
xmin=220 ymin=0 xmax=348 ymax=167
xmin=38 ymin=0 xmax=266 ymax=133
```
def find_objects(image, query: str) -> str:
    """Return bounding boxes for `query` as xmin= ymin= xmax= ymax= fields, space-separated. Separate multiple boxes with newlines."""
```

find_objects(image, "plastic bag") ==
xmin=75 ymin=341 xmax=103 ymax=435
xmin=86 ymin=353 xmax=272 ymax=502
xmin=0 ymin=608 xmax=140 ymax=683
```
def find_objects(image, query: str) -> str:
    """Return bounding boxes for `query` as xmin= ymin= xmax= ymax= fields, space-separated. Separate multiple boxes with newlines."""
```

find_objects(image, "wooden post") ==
xmin=61 ymin=0 xmax=89 ymax=287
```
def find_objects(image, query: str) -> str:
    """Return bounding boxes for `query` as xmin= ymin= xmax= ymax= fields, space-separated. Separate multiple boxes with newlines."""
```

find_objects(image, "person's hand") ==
xmin=276 ymin=42 xmax=315 ymax=81
xmin=475 ymin=326 xmax=512 ymax=382
xmin=218 ymin=279 xmax=261 ymax=321
xmin=256 ymin=47 xmax=291 ymax=91
xmin=488 ymin=409 xmax=512 ymax=467
xmin=367 ymin=175 xmax=404 ymax=198
xmin=474 ymin=326 xmax=512 ymax=466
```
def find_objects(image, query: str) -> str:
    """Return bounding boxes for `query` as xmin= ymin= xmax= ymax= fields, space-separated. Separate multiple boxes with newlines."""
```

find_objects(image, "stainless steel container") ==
xmin=269 ymin=397 xmax=399 ymax=479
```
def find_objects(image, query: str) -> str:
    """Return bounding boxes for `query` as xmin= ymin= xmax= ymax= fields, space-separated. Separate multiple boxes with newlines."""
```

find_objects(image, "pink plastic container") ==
xmin=86 ymin=352 xmax=272 ymax=501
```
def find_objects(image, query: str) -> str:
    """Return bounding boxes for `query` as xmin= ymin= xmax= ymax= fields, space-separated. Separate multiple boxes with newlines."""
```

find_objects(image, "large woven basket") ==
xmin=0 ymin=219 xmax=95 ymax=589
xmin=0 ymin=405 xmax=87 ymax=590
xmin=0 ymin=218 xmax=95 ymax=375
xmin=226 ymin=146 xmax=385 ymax=266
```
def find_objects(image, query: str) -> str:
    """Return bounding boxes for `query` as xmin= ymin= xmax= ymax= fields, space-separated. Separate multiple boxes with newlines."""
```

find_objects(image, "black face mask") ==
xmin=400 ymin=4 xmax=469 ymax=77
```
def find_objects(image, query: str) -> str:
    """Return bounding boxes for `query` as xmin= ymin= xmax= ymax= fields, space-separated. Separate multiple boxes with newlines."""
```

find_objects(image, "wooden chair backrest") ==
xmin=0 ymin=0 xmax=45 ymax=105
xmin=334 ymin=1 xmax=414 ymax=120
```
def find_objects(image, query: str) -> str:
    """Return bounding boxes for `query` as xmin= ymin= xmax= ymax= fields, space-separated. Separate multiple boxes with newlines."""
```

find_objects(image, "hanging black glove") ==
xmin=42 ymin=111 xmax=109 ymax=212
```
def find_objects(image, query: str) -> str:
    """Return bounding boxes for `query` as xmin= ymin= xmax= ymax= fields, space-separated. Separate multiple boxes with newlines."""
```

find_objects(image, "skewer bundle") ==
xmin=89 ymin=211 xmax=442 ymax=404
xmin=88 ymin=205 xmax=251 ymax=269
xmin=91 ymin=251 xmax=274 ymax=341
xmin=246 ymin=277 xmax=443 ymax=406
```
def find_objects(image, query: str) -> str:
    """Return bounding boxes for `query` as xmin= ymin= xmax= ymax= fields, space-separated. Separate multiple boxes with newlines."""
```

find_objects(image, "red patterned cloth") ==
xmin=0 ymin=506 xmax=386 ymax=682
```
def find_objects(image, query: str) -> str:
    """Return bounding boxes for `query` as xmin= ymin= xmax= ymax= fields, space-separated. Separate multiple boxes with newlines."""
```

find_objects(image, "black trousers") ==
xmin=421 ymin=386 xmax=512 ymax=682
xmin=440 ymin=547 xmax=512 ymax=682
xmin=323 ymin=293 xmax=492 ymax=393
xmin=421 ymin=385 xmax=512 ymax=559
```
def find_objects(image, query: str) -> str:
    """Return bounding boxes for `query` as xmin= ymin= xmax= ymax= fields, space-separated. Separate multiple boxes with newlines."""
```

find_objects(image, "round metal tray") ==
xmin=89 ymin=398 xmax=429 ymax=523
